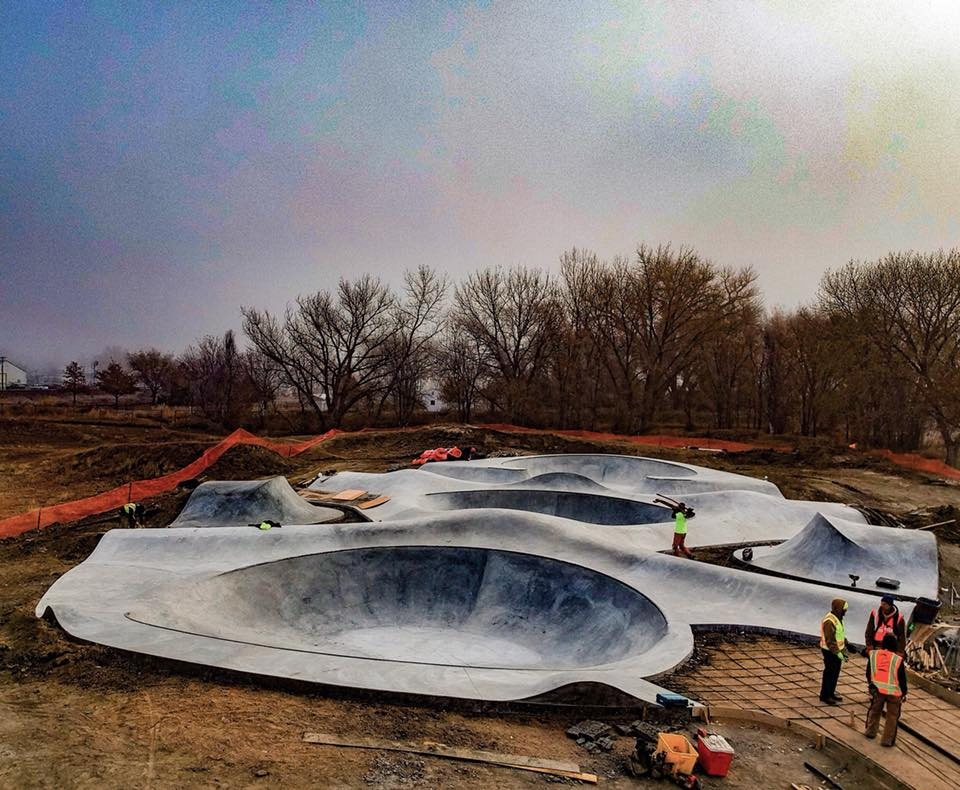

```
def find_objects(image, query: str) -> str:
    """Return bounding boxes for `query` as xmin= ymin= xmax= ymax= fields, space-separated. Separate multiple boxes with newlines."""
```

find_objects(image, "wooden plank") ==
xmin=357 ymin=495 xmax=390 ymax=510
xmin=328 ymin=489 xmax=367 ymax=502
xmin=816 ymin=717 xmax=955 ymax=790
xmin=301 ymin=732 xmax=597 ymax=783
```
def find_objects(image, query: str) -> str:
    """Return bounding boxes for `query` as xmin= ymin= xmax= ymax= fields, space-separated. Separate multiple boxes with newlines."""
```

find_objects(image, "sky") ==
xmin=2 ymin=1 xmax=959 ymax=371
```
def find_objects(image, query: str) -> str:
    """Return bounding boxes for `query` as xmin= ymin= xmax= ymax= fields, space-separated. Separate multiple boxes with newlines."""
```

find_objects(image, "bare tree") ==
xmin=436 ymin=323 xmax=486 ymax=422
xmin=243 ymin=349 xmax=283 ymax=424
xmin=780 ymin=308 xmax=847 ymax=436
xmin=696 ymin=267 xmax=763 ymax=429
xmin=180 ymin=330 xmax=253 ymax=426
xmin=453 ymin=266 xmax=560 ymax=423
xmin=555 ymin=248 xmax=605 ymax=428
xmin=821 ymin=250 xmax=960 ymax=465
xmin=243 ymin=276 xmax=398 ymax=428
xmin=127 ymin=348 xmax=176 ymax=404
xmin=379 ymin=266 xmax=448 ymax=425
xmin=583 ymin=245 xmax=743 ymax=432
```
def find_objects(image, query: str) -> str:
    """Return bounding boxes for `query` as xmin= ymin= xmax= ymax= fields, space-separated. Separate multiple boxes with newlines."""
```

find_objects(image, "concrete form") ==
xmin=37 ymin=454 xmax=938 ymax=706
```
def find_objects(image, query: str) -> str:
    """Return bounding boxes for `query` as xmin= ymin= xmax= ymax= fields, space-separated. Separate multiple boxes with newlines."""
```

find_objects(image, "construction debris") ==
xmin=565 ymin=720 xmax=615 ymax=753
xmin=302 ymin=732 xmax=598 ymax=783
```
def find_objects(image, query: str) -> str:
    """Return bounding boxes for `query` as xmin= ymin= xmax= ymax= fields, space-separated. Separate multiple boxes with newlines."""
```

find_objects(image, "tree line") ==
xmin=62 ymin=246 xmax=960 ymax=466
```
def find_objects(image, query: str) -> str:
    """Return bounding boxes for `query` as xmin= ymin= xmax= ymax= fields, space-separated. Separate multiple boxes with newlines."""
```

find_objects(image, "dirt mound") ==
xmin=64 ymin=442 xmax=209 ymax=486
xmin=201 ymin=444 xmax=298 ymax=480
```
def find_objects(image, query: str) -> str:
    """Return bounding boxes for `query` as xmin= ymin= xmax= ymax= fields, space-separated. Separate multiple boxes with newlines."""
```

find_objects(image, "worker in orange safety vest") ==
xmin=865 ymin=633 xmax=907 ymax=746
xmin=864 ymin=594 xmax=906 ymax=655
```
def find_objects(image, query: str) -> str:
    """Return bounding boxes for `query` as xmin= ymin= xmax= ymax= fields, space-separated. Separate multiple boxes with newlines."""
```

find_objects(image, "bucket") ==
xmin=913 ymin=597 xmax=942 ymax=626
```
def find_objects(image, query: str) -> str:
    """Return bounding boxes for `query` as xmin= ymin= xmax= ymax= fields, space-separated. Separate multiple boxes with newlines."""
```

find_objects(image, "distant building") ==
xmin=423 ymin=385 xmax=446 ymax=413
xmin=0 ymin=358 xmax=27 ymax=389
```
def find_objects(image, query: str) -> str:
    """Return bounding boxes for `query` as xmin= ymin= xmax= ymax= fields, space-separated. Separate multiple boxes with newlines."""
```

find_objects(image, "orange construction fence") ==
xmin=0 ymin=428 xmax=340 ymax=540
xmin=2 ymin=423 xmax=958 ymax=540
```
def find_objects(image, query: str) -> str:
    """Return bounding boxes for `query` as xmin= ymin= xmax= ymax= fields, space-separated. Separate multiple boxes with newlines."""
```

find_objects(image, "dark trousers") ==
xmin=865 ymin=688 xmax=901 ymax=746
xmin=820 ymin=649 xmax=842 ymax=700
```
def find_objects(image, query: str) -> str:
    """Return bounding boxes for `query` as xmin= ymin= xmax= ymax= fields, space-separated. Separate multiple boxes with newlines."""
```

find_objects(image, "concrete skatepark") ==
xmin=37 ymin=453 xmax=939 ymax=706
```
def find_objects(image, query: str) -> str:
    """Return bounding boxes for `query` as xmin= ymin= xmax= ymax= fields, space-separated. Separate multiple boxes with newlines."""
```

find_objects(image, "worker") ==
xmin=819 ymin=598 xmax=849 ymax=705
xmin=865 ymin=632 xmax=907 ymax=746
xmin=864 ymin=595 xmax=907 ymax=655
xmin=671 ymin=503 xmax=693 ymax=558
xmin=120 ymin=502 xmax=145 ymax=528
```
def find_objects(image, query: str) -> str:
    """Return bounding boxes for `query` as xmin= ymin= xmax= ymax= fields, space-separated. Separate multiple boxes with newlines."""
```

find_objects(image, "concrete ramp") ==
xmin=734 ymin=513 xmax=938 ymax=599
xmin=171 ymin=477 xmax=340 ymax=528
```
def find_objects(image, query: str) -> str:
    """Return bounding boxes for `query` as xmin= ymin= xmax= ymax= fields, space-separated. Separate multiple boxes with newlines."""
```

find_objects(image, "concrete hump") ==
xmin=170 ymin=477 xmax=341 ymax=528
xmin=735 ymin=513 xmax=938 ymax=599
xmin=505 ymin=472 xmax=611 ymax=493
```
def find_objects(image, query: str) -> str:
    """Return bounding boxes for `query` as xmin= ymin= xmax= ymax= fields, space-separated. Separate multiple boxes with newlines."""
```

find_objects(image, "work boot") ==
xmin=819 ymin=697 xmax=838 ymax=706
xmin=830 ymin=695 xmax=843 ymax=702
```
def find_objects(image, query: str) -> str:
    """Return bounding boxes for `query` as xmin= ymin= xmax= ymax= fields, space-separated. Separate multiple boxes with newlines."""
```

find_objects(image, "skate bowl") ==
xmin=170 ymin=477 xmax=340 ymax=528
xmin=734 ymin=513 xmax=939 ymax=599
xmin=37 ymin=507 xmax=911 ymax=704
xmin=424 ymin=490 xmax=672 ymax=525
xmin=496 ymin=454 xmax=779 ymax=496
xmin=127 ymin=546 xmax=669 ymax=670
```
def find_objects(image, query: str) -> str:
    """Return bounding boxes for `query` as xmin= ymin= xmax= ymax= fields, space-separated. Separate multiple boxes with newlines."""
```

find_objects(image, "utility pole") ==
xmin=0 ymin=356 xmax=6 ymax=391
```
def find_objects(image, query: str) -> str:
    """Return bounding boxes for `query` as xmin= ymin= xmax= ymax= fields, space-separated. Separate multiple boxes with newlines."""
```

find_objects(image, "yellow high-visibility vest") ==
xmin=819 ymin=612 xmax=845 ymax=656
xmin=674 ymin=512 xmax=687 ymax=535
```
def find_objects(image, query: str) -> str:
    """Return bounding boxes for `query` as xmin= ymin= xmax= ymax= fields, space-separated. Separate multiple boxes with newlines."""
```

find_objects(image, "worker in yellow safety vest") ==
xmin=671 ymin=503 xmax=693 ymax=558
xmin=819 ymin=598 xmax=849 ymax=705
xmin=865 ymin=632 xmax=907 ymax=746
xmin=120 ymin=502 xmax=144 ymax=528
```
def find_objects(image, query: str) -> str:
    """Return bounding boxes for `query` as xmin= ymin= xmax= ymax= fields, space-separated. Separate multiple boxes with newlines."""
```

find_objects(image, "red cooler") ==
xmin=696 ymin=733 xmax=735 ymax=777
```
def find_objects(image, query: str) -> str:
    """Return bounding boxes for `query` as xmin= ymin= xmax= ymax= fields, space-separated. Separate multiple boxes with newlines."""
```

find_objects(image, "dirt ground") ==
xmin=2 ymin=415 xmax=958 ymax=788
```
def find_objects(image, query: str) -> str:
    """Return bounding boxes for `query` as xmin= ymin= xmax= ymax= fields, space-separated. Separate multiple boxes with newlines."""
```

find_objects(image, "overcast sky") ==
xmin=3 ymin=1 xmax=958 ymax=370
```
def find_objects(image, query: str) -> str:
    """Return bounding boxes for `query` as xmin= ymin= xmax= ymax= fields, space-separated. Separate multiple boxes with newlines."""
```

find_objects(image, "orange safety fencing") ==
xmin=2 ymin=422 xmax=958 ymax=541
xmin=0 ymin=428 xmax=340 ymax=540
xmin=869 ymin=448 xmax=960 ymax=483
xmin=480 ymin=423 xmax=791 ymax=453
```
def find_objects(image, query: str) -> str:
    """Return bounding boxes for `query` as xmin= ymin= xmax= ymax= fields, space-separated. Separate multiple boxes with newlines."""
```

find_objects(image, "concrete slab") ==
xmin=170 ymin=477 xmax=340 ymax=528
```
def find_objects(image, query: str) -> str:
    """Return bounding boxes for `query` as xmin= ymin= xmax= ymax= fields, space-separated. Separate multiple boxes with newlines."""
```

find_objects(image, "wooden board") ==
xmin=328 ymin=489 xmax=367 ymax=502
xmin=302 ymin=732 xmax=597 ymax=783
xmin=357 ymin=495 xmax=390 ymax=510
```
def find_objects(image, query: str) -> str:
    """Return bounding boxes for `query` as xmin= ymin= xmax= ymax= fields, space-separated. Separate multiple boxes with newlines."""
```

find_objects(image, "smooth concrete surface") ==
xmin=734 ymin=513 xmax=939 ymax=599
xmin=36 ymin=454 xmax=938 ymax=705
xmin=171 ymin=477 xmax=340 ymax=528
xmin=310 ymin=454 xmax=866 ymax=550
xmin=128 ymin=546 xmax=668 ymax=669
xmin=424 ymin=490 xmax=673 ymax=525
